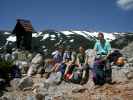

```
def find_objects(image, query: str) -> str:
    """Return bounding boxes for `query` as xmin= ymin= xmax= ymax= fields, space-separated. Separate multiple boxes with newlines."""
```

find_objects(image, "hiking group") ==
xmin=0 ymin=32 xmax=125 ymax=87
xmin=33 ymin=32 xmax=125 ymax=86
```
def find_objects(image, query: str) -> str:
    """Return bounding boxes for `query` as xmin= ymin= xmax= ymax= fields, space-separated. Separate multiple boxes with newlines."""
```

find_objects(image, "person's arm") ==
xmin=70 ymin=52 xmax=76 ymax=64
xmin=106 ymin=41 xmax=112 ymax=57
xmin=93 ymin=41 xmax=98 ymax=56
xmin=84 ymin=54 xmax=89 ymax=65
xmin=63 ymin=52 xmax=67 ymax=63
xmin=103 ymin=41 xmax=112 ymax=60
xmin=76 ymin=54 xmax=82 ymax=68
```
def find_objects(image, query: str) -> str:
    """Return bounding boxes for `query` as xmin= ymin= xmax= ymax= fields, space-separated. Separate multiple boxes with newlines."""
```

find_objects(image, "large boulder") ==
xmin=4 ymin=53 xmax=12 ymax=61
xmin=125 ymin=70 xmax=133 ymax=80
xmin=121 ymin=42 xmax=133 ymax=62
xmin=27 ymin=53 xmax=44 ymax=76
xmin=18 ymin=76 xmax=33 ymax=90
xmin=31 ymin=54 xmax=43 ymax=64
xmin=14 ymin=50 xmax=33 ymax=75
xmin=15 ymin=61 xmax=29 ymax=74
xmin=112 ymin=63 xmax=133 ymax=83
xmin=45 ymin=72 xmax=62 ymax=85
xmin=10 ymin=78 xmax=21 ymax=90
xmin=27 ymin=64 xmax=40 ymax=76
xmin=112 ymin=66 xmax=128 ymax=83
xmin=10 ymin=77 xmax=33 ymax=90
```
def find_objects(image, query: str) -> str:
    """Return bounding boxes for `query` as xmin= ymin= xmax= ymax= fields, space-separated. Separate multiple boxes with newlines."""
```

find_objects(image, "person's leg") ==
xmin=80 ymin=64 xmax=89 ymax=84
xmin=82 ymin=70 xmax=86 ymax=79
xmin=105 ymin=60 xmax=112 ymax=83
xmin=64 ymin=65 xmax=69 ymax=75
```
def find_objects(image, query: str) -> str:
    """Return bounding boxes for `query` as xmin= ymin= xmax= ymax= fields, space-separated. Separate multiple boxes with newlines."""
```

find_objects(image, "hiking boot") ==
xmin=107 ymin=81 xmax=116 ymax=85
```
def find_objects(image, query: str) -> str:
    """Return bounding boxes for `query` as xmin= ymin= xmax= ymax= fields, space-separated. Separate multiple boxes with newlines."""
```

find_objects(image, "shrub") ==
xmin=0 ymin=59 xmax=13 ymax=80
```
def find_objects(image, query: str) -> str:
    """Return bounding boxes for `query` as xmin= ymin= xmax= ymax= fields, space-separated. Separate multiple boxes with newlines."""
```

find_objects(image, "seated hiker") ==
xmin=63 ymin=46 xmax=76 ymax=68
xmin=52 ymin=45 xmax=64 ymax=71
xmin=76 ymin=46 xmax=89 ymax=84
xmin=44 ymin=46 xmax=65 ymax=84
xmin=43 ymin=58 xmax=55 ymax=78
xmin=93 ymin=32 xmax=112 ymax=85
xmin=63 ymin=46 xmax=77 ymax=80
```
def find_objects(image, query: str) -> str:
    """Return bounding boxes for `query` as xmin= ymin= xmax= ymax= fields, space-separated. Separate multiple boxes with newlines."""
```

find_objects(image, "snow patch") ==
xmin=32 ymin=33 xmax=38 ymax=37
xmin=42 ymin=34 xmax=49 ymax=40
xmin=42 ymin=45 xmax=46 ymax=49
xmin=61 ymin=31 xmax=74 ymax=35
xmin=4 ymin=32 xmax=11 ymax=35
xmin=32 ymin=32 xmax=43 ymax=37
xmin=72 ymin=31 xmax=88 ymax=38
xmin=103 ymin=32 xmax=116 ymax=41
xmin=38 ymin=32 xmax=42 ymax=35
xmin=50 ymin=35 xmax=56 ymax=38
xmin=6 ymin=36 xmax=16 ymax=42
xmin=43 ymin=49 xmax=48 ymax=52
xmin=70 ymin=39 xmax=74 ymax=42
xmin=51 ymin=38 xmax=55 ymax=40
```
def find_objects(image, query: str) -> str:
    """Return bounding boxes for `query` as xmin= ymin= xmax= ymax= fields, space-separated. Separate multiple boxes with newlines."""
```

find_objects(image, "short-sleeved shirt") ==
xmin=63 ymin=51 xmax=72 ymax=61
xmin=94 ymin=40 xmax=111 ymax=55
xmin=63 ymin=51 xmax=77 ymax=63
xmin=52 ymin=51 xmax=63 ymax=63
xmin=77 ymin=53 xmax=86 ymax=64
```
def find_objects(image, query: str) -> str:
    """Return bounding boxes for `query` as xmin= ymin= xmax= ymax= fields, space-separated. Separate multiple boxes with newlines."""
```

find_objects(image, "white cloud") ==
xmin=117 ymin=0 xmax=133 ymax=10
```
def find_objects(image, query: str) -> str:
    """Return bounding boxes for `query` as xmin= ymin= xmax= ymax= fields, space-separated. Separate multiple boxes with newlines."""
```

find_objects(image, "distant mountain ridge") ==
xmin=0 ymin=30 xmax=133 ymax=56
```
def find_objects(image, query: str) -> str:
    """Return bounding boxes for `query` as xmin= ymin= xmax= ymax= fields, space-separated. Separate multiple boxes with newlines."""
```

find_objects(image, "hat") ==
xmin=98 ymin=32 xmax=104 ymax=37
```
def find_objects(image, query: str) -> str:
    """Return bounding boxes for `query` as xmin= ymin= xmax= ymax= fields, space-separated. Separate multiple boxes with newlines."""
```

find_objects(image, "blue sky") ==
xmin=0 ymin=0 xmax=133 ymax=32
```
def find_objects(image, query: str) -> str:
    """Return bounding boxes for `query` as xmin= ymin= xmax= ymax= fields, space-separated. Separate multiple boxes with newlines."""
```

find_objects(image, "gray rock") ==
xmin=26 ymin=95 xmax=36 ymax=100
xmin=27 ymin=64 xmax=40 ymax=76
xmin=45 ymin=96 xmax=52 ymax=100
xmin=10 ymin=77 xmax=33 ymax=90
xmin=10 ymin=78 xmax=21 ymax=90
xmin=31 ymin=54 xmax=43 ymax=64
xmin=111 ymin=95 xmax=124 ymax=100
xmin=15 ymin=61 xmax=29 ymax=74
xmin=112 ymin=63 xmax=133 ymax=83
xmin=33 ymin=81 xmax=49 ymax=93
xmin=35 ymin=94 xmax=45 ymax=100
xmin=72 ymin=87 xmax=87 ymax=93
xmin=0 ymin=95 xmax=21 ymax=100
xmin=126 ymin=71 xmax=133 ymax=79
xmin=91 ymin=94 xmax=108 ymax=100
xmin=33 ymin=88 xmax=48 ymax=100
xmin=33 ymin=82 xmax=49 ymax=98
xmin=121 ymin=42 xmax=133 ymax=59
xmin=128 ymin=57 xmax=133 ymax=63
xmin=33 ymin=83 xmax=45 ymax=89
xmin=4 ymin=53 xmax=12 ymax=61
xmin=18 ymin=76 xmax=33 ymax=90
xmin=45 ymin=72 xmax=62 ymax=85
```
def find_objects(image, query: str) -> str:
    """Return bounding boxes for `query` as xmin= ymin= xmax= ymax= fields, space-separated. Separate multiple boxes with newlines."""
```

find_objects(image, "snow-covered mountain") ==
xmin=5 ymin=31 xmax=126 ymax=43
xmin=33 ymin=31 xmax=124 ymax=41
xmin=0 ymin=30 xmax=132 ymax=56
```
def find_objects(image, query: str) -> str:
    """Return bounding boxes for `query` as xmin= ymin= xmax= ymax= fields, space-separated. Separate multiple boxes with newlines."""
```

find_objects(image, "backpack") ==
xmin=108 ymin=50 xmax=123 ymax=65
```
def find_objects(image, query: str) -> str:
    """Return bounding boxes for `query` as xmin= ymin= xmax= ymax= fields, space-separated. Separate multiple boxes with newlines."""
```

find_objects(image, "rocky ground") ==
xmin=0 ymin=42 xmax=133 ymax=100
xmin=0 ymin=62 xmax=133 ymax=100
xmin=0 ymin=74 xmax=133 ymax=100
